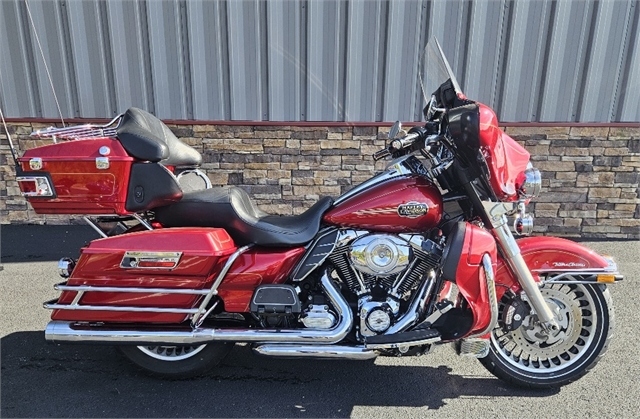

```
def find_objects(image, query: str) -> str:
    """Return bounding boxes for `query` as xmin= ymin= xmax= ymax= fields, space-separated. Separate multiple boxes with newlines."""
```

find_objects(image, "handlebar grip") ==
xmin=373 ymin=148 xmax=391 ymax=161
xmin=390 ymin=132 xmax=419 ymax=150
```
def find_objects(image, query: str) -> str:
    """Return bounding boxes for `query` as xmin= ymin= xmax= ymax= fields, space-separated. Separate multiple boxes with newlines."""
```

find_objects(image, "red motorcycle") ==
xmin=13 ymin=39 xmax=621 ymax=388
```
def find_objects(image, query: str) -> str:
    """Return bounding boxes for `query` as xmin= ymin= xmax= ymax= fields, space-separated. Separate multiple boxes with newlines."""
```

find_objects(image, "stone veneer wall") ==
xmin=1 ymin=123 xmax=638 ymax=239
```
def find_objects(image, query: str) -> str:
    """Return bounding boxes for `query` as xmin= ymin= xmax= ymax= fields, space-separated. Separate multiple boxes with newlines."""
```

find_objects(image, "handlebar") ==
xmin=390 ymin=132 xmax=420 ymax=150
xmin=372 ymin=126 xmax=433 ymax=161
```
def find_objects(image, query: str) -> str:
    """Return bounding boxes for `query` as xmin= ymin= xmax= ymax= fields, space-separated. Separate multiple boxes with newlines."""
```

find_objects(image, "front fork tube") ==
xmin=488 ymin=211 xmax=559 ymax=332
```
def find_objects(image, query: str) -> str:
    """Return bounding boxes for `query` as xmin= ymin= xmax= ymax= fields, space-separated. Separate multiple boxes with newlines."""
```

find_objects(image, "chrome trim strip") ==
xmin=541 ymin=271 xmax=623 ymax=284
xmin=31 ymin=114 xmax=122 ymax=140
xmin=365 ymin=336 xmax=441 ymax=350
xmin=532 ymin=268 xmax=618 ymax=274
xmin=84 ymin=216 xmax=108 ymax=238
xmin=54 ymin=283 xmax=210 ymax=295
xmin=191 ymin=244 xmax=252 ymax=327
xmin=291 ymin=228 xmax=339 ymax=282
xmin=543 ymin=280 xmax=623 ymax=285
xmin=332 ymin=162 xmax=409 ymax=206
xmin=44 ymin=269 xmax=354 ymax=345
xmin=465 ymin=253 xmax=498 ymax=339
xmin=252 ymin=344 xmax=378 ymax=360
xmin=70 ymin=291 xmax=84 ymax=306
xmin=132 ymin=214 xmax=154 ymax=230
xmin=43 ymin=300 xmax=198 ymax=314
xmin=120 ymin=251 xmax=182 ymax=269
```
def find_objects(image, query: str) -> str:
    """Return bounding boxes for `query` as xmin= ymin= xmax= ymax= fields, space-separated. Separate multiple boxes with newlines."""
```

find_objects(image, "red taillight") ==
xmin=137 ymin=261 xmax=177 ymax=268
xmin=17 ymin=176 xmax=55 ymax=197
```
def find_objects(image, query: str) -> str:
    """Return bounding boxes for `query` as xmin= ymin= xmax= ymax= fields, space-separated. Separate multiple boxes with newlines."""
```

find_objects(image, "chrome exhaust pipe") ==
xmin=384 ymin=270 xmax=435 ymax=335
xmin=45 ymin=271 xmax=353 ymax=346
xmin=252 ymin=344 xmax=377 ymax=360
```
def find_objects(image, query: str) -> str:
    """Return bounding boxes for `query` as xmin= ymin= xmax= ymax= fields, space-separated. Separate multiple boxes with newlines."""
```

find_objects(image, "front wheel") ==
xmin=119 ymin=342 xmax=234 ymax=378
xmin=480 ymin=283 xmax=614 ymax=389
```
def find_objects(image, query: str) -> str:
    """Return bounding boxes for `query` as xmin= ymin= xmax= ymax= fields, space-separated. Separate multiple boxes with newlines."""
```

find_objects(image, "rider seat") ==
xmin=154 ymin=187 xmax=334 ymax=247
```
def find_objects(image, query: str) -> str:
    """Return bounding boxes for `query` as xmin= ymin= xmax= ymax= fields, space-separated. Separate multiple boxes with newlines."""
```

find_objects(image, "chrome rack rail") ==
xmin=44 ymin=245 xmax=253 ymax=325
xmin=31 ymin=114 xmax=123 ymax=142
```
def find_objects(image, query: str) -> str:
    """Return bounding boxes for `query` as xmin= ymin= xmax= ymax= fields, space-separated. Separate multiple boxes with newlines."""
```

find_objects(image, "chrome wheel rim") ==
xmin=137 ymin=344 xmax=207 ymax=361
xmin=491 ymin=284 xmax=598 ymax=376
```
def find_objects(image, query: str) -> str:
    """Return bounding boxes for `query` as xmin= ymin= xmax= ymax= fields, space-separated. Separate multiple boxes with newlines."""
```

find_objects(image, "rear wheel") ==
xmin=120 ymin=342 xmax=234 ymax=378
xmin=480 ymin=283 xmax=614 ymax=388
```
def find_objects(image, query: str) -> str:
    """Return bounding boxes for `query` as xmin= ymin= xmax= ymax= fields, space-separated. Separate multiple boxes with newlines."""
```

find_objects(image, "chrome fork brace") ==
xmin=483 ymin=202 xmax=559 ymax=333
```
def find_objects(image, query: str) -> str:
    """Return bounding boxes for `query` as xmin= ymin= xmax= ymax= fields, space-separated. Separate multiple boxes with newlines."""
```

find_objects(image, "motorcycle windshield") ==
xmin=418 ymin=38 xmax=463 ymax=105
xmin=418 ymin=38 xmax=530 ymax=201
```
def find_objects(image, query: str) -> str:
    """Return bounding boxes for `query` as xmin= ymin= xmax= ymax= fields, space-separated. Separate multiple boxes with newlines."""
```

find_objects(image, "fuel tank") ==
xmin=323 ymin=175 xmax=443 ymax=233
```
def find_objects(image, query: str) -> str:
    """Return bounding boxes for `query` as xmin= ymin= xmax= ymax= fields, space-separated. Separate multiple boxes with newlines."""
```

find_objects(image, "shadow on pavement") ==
xmin=1 ymin=225 xmax=99 ymax=263
xmin=1 ymin=331 xmax=558 ymax=418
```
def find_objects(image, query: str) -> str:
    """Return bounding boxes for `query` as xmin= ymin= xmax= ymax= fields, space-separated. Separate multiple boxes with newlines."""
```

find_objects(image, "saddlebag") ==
xmin=47 ymin=228 xmax=237 ymax=323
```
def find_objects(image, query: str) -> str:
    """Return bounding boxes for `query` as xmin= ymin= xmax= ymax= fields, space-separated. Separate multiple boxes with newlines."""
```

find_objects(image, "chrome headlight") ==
xmin=518 ymin=164 xmax=541 ymax=199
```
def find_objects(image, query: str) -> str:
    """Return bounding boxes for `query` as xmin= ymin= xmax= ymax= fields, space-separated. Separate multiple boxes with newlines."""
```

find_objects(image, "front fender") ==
xmin=495 ymin=236 xmax=616 ymax=299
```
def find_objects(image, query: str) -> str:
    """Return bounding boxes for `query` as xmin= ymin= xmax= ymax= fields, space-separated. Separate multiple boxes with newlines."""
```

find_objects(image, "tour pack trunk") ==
xmin=17 ymin=138 xmax=135 ymax=214
xmin=16 ymin=136 xmax=184 ymax=215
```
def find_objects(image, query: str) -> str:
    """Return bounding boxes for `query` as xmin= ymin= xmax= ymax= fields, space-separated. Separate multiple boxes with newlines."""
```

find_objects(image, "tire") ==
xmin=480 ymin=283 xmax=614 ymax=389
xmin=119 ymin=342 xmax=234 ymax=379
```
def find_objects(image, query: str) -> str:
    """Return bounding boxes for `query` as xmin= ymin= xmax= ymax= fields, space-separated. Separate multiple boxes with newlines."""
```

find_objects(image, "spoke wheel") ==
xmin=137 ymin=344 xmax=207 ymax=361
xmin=480 ymin=283 xmax=614 ymax=388
xmin=120 ymin=342 xmax=233 ymax=378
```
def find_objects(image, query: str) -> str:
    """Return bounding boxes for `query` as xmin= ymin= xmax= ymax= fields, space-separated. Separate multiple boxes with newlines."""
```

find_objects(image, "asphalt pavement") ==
xmin=1 ymin=225 xmax=639 ymax=418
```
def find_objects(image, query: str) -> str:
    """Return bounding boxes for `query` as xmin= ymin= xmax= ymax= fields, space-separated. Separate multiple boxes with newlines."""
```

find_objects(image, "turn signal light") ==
xmin=58 ymin=257 xmax=75 ymax=278
xmin=513 ymin=214 xmax=534 ymax=236
xmin=516 ymin=165 xmax=542 ymax=199
xmin=596 ymin=274 xmax=616 ymax=283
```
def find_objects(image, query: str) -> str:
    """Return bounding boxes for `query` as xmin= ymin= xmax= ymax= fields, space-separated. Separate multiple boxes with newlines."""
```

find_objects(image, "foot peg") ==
xmin=365 ymin=328 xmax=441 ymax=350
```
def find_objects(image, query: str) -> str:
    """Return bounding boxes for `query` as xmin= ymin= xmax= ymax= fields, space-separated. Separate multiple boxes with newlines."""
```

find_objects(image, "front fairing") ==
xmin=419 ymin=39 xmax=531 ymax=202
xmin=478 ymin=104 xmax=530 ymax=200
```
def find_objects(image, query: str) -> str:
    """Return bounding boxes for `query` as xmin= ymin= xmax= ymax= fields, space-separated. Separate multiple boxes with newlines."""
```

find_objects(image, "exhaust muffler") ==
xmin=252 ymin=344 xmax=377 ymax=360
xmin=45 ymin=271 xmax=353 ymax=346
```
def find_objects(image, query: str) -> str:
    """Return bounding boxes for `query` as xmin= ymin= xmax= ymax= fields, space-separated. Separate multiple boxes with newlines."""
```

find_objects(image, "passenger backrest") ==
xmin=116 ymin=107 xmax=202 ymax=167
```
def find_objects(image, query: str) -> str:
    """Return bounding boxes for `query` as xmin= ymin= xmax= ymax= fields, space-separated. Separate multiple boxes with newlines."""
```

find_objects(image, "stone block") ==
xmin=506 ymin=126 xmax=570 ymax=136
xmin=569 ymin=127 xmax=609 ymax=137
xmin=588 ymin=188 xmax=621 ymax=199
xmin=604 ymin=147 xmax=631 ymax=156
xmin=533 ymin=161 xmax=576 ymax=172
xmin=609 ymin=127 xmax=640 ymax=137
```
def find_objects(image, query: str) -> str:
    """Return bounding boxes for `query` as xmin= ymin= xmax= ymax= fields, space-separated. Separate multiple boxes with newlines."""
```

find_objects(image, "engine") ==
xmin=328 ymin=230 xmax=442 ymax=338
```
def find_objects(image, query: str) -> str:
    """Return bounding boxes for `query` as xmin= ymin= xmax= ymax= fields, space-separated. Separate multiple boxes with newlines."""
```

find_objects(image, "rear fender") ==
xmin=495 ymin=236 xmax=617 ymax=299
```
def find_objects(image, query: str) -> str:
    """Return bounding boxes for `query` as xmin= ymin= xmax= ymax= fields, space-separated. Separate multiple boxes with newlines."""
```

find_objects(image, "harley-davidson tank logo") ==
xmin=397 ymin=202 xmax=429 ymax=218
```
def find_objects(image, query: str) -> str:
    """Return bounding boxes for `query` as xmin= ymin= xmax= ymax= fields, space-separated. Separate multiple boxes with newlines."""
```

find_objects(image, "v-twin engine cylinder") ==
xmin=328 ymin=230 xmax=442 ymax=337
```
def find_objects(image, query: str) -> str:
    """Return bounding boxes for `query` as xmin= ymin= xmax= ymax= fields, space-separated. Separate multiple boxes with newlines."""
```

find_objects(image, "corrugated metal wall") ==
xmin=1 ymin=0 xmax=638 ymax=123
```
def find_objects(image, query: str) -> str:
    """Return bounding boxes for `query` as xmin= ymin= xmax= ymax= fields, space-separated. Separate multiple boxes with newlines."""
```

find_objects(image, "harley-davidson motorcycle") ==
xmin=12 ymin=39 xmax=622 ymax=388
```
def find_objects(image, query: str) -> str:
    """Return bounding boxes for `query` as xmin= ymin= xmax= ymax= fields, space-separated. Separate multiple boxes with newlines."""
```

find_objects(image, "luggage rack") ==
xmin=31 ymin=114 xmax=123 ymax=142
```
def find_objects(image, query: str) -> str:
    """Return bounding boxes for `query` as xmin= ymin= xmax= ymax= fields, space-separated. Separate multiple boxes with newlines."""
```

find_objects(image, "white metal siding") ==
xmin=1 ymin=0 xmax=638 ymax=122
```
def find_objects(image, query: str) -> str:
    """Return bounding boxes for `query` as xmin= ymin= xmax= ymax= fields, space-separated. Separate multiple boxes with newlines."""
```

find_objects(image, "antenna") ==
xmin=24 ymin=0 xmax=66 ymax=127
xmin=0 ymin=105 xmax=20 ymax=169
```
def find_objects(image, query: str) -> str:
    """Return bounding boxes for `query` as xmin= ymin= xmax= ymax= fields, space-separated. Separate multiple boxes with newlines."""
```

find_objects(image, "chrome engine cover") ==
xmin=349 ymin=234 xmax=411 ymax=277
